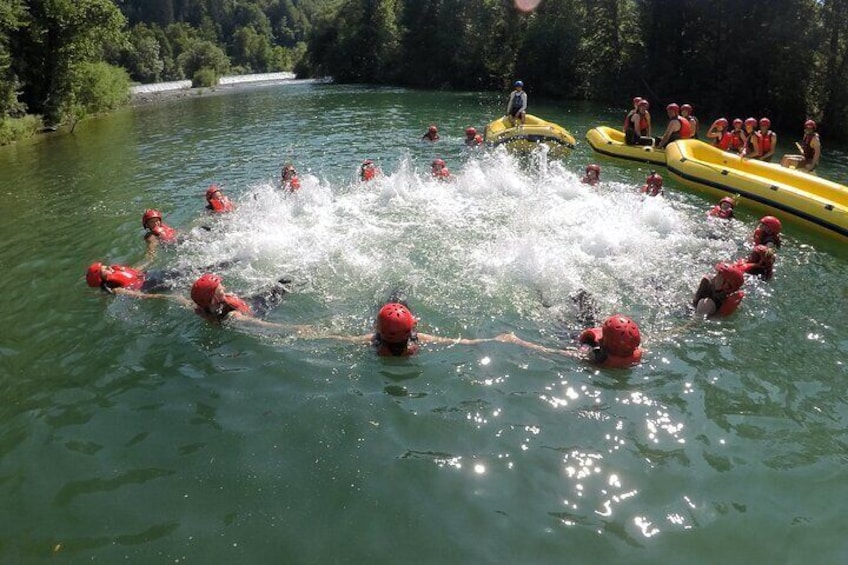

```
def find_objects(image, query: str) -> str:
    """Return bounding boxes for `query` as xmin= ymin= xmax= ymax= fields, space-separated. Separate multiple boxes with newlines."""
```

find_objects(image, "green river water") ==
xmin=1 ymin=81 xmax=847 ymax=563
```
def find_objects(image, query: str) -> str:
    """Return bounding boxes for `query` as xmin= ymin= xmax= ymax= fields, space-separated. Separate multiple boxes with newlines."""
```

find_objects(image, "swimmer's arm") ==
xmin=417 ymin=332 xmax=497 ymax=346
xmin=144 ymin=234 xmax=159 ymax=259
xmin=493 ymin=332 xmax=583 ymax=359
xmin=113 ymin=288 xmax=192 ymax=307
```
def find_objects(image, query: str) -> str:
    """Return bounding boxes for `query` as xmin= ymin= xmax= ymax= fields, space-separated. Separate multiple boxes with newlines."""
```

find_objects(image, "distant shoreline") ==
xmin=129 ymin=72 xmax=306 ymax=107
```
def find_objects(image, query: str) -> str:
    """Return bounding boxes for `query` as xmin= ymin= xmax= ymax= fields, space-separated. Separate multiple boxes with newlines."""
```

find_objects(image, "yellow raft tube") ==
xmin=484 ymin=114 xmax=576 ymax=157
xmin=666 ymin=139 xmax=848 ymax=240
xmin=585 ymin=126 xmax=666 ymax=166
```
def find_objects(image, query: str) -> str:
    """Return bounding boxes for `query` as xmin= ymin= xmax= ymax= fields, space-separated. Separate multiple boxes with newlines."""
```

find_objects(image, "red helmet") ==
xmin=719 ymin=196 xmax=735 ymax=207
xmin=715 ymin=263 xmax=744 ymax=292
xmin=377 ymin=303 xmax=415 ymax=342
xmin=759 ymin=117 xmax=771 ymax=129
xmin=205 ymin=185 xmax=221 ymax=201
xmin=632 ymin=96 xmax=642 ymax=106
xmin=601 ymin=315 xmax=641 ymax=357
xmin=647 ymin=171 xmax=663 ymax=185
xmin=732 ymin=118 xmax=743 ymax=127
xmin=361 ymin=159 xmax=374 ymax=167
xmin=804 ymin=119 xmax=816 ymax=130
xmin=744 ymin=117 xmax=757 ymax=128
xmin=638 ymin=99 xmax=649 ymax=109
xmin=586 ymin=163 xmax=601 ymax=174
xmin=428 ymin=125 xmax=438 ymax=133
xmin=432 ymin=158 xmax=446 ymax=167
xmin=681 ymin=103 xmax=693 ymax=113
xmin=713 ymin=118 xmax=729 ymax=129
xmin=465 ymin=127 xmax=477 ymax=136
xmin=191 ymin=273 xmax=222 ymax=308
xmin=86 ymin=262 xmax=104 ymax=287
xmin=666 ymin=103 xmax=680 ymax=113
xmin=142 ymin=209 xmax=162 ymax=228
xmin=759 ymin=215 xmax=782 ymax=234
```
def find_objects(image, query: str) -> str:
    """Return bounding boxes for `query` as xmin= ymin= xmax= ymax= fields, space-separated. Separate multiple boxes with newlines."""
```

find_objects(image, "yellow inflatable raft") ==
xmin=585 ymin=126 xmax=666 ymax=166
xmin=666 ymin=139 xmax=848 ymax=240
xmin=484 ymin=114 xmax=576 ymax=157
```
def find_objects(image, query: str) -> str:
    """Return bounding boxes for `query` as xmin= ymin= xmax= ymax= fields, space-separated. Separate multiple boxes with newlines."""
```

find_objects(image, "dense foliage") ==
xmin=0 ymin=0 xmax=331 ymax=137
xmin=309 ymin=0 xmax=848 ymax=139
xmin=1 ymin=0 xmax=848 ymax=144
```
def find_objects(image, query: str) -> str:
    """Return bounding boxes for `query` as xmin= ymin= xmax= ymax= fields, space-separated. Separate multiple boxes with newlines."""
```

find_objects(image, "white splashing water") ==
xmin=175 ymin=148 xmax=751 ymax=335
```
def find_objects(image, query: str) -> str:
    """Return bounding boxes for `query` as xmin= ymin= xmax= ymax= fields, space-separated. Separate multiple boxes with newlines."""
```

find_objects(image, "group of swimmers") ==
xmin=579 ymin=155 xmax=782 ymax=322
xmin=624 ymin=96 xmax=822 ymax=172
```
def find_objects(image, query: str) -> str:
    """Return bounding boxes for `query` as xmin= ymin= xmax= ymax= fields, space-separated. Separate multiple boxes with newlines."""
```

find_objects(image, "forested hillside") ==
xmin=2 ymin=0 xmax=848 ymax=143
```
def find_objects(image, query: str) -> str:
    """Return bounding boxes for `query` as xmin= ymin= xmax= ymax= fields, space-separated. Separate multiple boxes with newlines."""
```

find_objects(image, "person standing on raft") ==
xmin=505 ymin=80 xmax=528 ymax=126
xmin=780 ymin=120 xmax=821 ymax=172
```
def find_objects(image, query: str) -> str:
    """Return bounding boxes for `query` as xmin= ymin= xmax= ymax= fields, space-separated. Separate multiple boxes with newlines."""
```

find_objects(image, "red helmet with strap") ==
xmin=713 ymin=118 xmax=729 ymax=129
xmin=759 ymin=117 xmax=771 ymax=129
xmin=191 ymin=273 xmax=222 ymax=308
xmin=720 ymin=196 xmax=735 ymax=207
xmin=377 ymin=303 xmax=415 ymax=342
xmin=638 ymin=99 xmax=649 ymax=109
xmin=715 ymin=263 xmax=744 ymax=292
xmin=759 ymin=215 xmax=782 ymax=233
xmin=681 ymin=103 xmax=693 ymax=113
xmin=142 ymin=209 xmax=162 ymax=228
xmin=86 ymin=262 xmax=104 ymax=287
xmin=432 ymin=158 xmax=446 ymax=167
xmin=586 ymin=163 xmax=601 ymax=174
xmin=666 ymin=103 xmax=680 ymax=113
xmin=428 ymin=125 xmax=438 ymax=133
xmin=205 ymin=185 xmax=221 ymax=201
xmin=601 ymin=315 xmax=641 ymax=357
xmin=804 ymin=119 xmax=816 ymax=130
xmin=744 ymin=117 xmax=757 ymax=128
xmin=732 ymin=118 xmax=743 ymax=127
xmin=465 ymin=127 xmax=477 ymax=136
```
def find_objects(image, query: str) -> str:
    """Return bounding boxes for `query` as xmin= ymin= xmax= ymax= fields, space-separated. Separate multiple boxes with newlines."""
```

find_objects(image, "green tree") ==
xmin=63 ymin=61 xmax=130 ymax=131
xmin=0 ymin=0 xmax=27 ymax=117
xmin=176 ymin=38 xmax=229 ymax=78
xmin=16 ymin=0 xmax=127 ymax=124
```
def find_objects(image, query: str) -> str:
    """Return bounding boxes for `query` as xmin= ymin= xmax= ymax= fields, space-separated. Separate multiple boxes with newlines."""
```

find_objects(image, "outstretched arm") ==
xmin=114 ymin=288 xmax=193 ymax=308
xmin=417 ymin=332 xmax=498 ymax=346
xmin=493 ymin=332 xmax=582 ymax=359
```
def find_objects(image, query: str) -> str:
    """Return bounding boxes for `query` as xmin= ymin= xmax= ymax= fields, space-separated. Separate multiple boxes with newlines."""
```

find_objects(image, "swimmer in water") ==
xmin=734 ymin=244 xmax=776 ymax=281
xmin=281 ymin=164 xmax=301 ymax=192
xmin=422 ymin=125 xmax=440 ymax=142
xmin=753 ymin=215 xmax=782 ymax=249
xmin=305 ymin=296 xmax=503 ymax=357
xmin=142 ymin=209 xmax=178 ymax=260
xmin=707 ymin=196 xmax=735 ymax=220
xmin=497 ymin=314 xmax=644 ymax=368
xmin=205 ymin=185 xmax=235 ymax=213
xmin=582 ymin=164 xmax=601 ymax=186
xmin=190 ymin=273 xmax=297 ymax=328
xmin=692 ymin=263 xmax=746 ymax=317
xmin=431 ymin=158 xmax=451 ymax=180
xmin=640 ymin=171 xmax=663 ymax=196
xmin=360 ymin=159 xmax=381 ymax=182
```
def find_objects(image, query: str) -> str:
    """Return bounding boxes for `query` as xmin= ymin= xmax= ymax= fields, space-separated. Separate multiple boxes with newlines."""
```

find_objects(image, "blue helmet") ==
xmin=514 ymin=80 xmax=524 ymax=88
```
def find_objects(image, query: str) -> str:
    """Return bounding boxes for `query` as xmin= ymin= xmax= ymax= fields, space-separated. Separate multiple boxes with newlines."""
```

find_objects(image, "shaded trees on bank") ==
xmin=310 ymin=0 xmax=848 ymax=140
